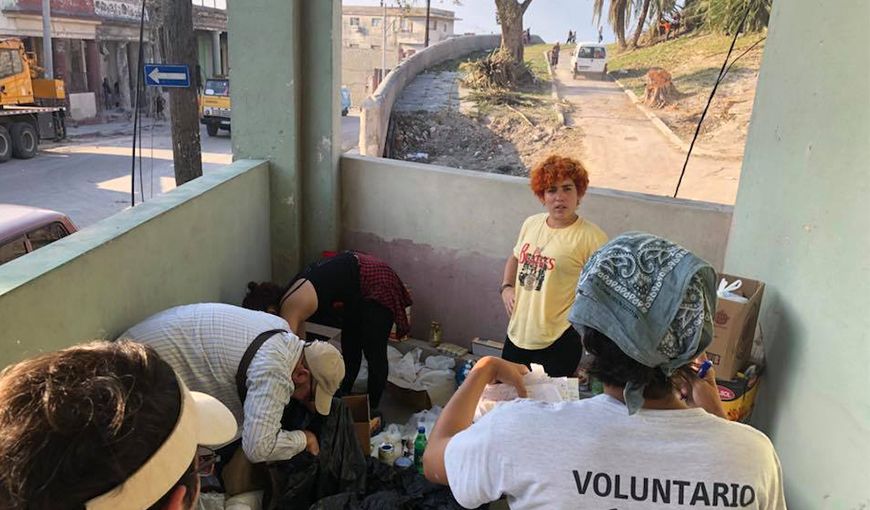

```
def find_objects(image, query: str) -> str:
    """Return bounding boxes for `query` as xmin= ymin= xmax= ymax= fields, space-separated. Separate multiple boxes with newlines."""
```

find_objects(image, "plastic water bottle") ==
xmin=455 ymin=360 xmax=473 ymax=386
xmin=413 ymin=425 xmax=427 ymax=474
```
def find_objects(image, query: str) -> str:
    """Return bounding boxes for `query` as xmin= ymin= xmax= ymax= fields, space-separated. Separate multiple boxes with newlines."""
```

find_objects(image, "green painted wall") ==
xmin=0 ymin=160 xmax=271 ymax=368
xmin=229 ymin=1 xmax=302 ymax=282
xmin=300 ymin=0 xmax=342 ymax=264
xmin=229 ymin=0 xmax=341 ymax=282
xmin=724 ymin=1 xmax=870 ymax=507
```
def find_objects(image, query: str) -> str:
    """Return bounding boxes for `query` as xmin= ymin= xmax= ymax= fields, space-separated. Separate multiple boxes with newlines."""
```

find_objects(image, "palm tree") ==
xmin=593 ymin=0 xmax=633 ymax=49
xmin=629 ymin=0 xmax=652 ymax=48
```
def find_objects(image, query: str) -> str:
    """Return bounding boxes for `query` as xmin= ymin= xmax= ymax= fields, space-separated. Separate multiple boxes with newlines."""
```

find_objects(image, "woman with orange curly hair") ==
xmin=499 ymin=155 xmax=608 ymax=376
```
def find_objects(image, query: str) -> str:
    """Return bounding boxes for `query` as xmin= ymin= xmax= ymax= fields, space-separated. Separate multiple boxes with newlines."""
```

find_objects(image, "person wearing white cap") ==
xmin=0 ymin=340 xmax=237 ymax=510
xmin=119 ymin=303 xmax=345 ymax=490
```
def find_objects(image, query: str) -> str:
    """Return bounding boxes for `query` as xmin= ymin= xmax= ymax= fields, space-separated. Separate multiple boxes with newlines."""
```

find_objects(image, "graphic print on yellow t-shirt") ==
xmin=508 ymin=213 xmax=608 ymax=350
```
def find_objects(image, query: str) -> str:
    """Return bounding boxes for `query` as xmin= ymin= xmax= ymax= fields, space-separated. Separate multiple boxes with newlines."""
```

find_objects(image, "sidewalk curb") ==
xmin=544 ymin=51 xmax=567 ymax=126
xmin=612 ymin=77 xmax=733 ymax=160
xmin=66 ymin=128 xmax=135 ymax=141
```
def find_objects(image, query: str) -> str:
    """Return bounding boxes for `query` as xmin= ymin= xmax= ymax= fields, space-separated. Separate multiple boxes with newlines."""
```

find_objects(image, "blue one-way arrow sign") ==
xmin=144 ymin=63 xmax=190 ymax=88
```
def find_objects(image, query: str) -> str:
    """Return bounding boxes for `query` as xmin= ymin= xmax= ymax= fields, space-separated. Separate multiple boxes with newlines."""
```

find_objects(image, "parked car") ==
xmin=0 ymin=204 xmax=77 ymax=265
xmin=571 ymin=43 xmax=608 ymax=80
xmin=341 ymin=86 xmax=351 ymax=116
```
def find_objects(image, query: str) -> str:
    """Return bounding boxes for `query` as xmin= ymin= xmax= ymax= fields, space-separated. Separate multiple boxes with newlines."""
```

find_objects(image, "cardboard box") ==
xmin=717 ymin=372 xmax=761 ymax=423
xmin=706 ymin=274 xmax=765 ymax=380
xmin=385 ymin=381 xmax=432 ymax=412
xmin=305 ymin=322 xmax=341 ymax=349
xmin=472 ymin=338 xmax=504 ymax=357
xmin=342 ymin=395 xmax=372 ymax=455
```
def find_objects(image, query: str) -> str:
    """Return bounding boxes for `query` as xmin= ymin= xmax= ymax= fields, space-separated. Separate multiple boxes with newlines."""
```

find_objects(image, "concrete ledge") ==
xmin=544 ymin=50 xmax=566 ymax=126
xmin=359 ymin=34 xmax=500 ymax=156
xmin=340 ymin=154 xmax=733 ymax=343
xmin=0 ymin=159 xmax=272 ymax=367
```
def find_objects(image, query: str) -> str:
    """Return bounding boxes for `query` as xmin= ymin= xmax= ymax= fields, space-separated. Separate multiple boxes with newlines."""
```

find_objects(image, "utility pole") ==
xmin=381 ymin=0 xmax=387 ymax=81
xmin=161 ymin=0 xmax=202 ymax=185
xmin=41 ymin=0 xmax=53 ymax=78
xmin=424 ymin=0 xmax=431 ymax=47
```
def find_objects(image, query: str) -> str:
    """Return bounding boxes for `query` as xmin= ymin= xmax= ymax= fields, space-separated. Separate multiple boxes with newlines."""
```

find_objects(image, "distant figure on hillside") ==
xmin=523 ymin=28 xmax=531 ymax=44
xmin=550 ymin=42 xmax=561 ymax=67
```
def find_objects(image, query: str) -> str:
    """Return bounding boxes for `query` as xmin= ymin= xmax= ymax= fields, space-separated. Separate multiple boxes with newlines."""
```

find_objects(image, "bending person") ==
xmin=425 ymin=233 xmax=786 ymax=509
xmin=500 ymin=155 xmax=607 ymax=376
xmin=243 ymin=250 xmax=412 ymax=410
xmin=120 ymin=303 xmax=344 ymax=496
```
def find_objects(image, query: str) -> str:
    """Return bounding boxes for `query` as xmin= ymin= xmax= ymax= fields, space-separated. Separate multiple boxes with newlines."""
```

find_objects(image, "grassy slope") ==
xmin=606 ymin=32 xmax=767 ymax=96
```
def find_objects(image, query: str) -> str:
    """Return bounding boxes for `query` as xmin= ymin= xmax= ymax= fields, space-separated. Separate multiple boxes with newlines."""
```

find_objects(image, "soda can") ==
xmin=378 ymin=442 xmax=399 ymax=465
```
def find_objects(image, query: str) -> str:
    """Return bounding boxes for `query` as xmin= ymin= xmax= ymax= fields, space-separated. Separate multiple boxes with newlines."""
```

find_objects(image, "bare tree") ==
xmin=494 ymin=0 xmax=533 ymax=63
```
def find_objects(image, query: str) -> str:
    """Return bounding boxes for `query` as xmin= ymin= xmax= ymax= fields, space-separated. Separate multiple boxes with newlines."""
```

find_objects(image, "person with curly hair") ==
xmin=499 ymin=155 xmax=608 ymax=377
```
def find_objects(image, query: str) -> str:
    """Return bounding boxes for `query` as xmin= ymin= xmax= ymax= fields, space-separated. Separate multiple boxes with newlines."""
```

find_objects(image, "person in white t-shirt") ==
xmin=423 ymin=233 xmax=787 ymax=510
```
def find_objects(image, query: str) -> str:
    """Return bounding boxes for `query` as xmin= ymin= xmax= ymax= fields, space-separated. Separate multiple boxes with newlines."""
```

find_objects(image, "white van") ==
xmin=571 ymin=43 xmax=608 ymax=80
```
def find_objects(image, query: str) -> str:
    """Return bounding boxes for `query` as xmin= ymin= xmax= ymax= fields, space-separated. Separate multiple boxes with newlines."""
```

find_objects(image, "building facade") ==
xmin=0 ymin=0 xmax=227 ymax=120
xmin=342 ymin=5 xmax=456 ymax=105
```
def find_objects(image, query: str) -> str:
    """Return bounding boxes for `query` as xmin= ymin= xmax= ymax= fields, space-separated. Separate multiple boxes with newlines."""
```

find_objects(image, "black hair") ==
xmin=241 ymin=281 xmax=285 ymax=312
xmin=579 ymin=326 xmax=675 ymax=399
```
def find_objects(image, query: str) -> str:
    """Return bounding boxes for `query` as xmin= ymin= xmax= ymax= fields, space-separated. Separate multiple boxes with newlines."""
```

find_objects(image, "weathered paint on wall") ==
xmin=0 ymin=160 xmax=271 ymax=369
xmin=341 ymin=155 xmax=733 ymax=345
xmin=724 ymin=1 xmax=870 ymax=507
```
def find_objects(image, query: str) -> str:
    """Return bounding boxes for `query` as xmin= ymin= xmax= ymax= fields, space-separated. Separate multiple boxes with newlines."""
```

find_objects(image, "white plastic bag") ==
xmin=424 ymin=355 xmax=456 ymax=370
xmin=473 ymin=364 xmax=574 ymax=421
xmin=717 ymin=278 xmax=749 ymax=303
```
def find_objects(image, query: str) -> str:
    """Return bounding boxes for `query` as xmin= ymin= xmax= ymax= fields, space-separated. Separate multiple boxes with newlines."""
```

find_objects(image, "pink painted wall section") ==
xmin=343 ymin=231 xmax=507 ymax=348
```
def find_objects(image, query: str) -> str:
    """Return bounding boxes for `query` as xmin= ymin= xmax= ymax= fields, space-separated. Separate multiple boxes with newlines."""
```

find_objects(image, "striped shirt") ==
xmin=120 ymin=303 xmax=307 ymax=463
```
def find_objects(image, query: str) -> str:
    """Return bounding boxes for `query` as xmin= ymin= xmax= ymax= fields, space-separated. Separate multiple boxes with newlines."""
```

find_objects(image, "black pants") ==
xmin=339 ymin=299 xmax=394 ymax=409
xmin=502 ymin=326 xmax=583 ymax=377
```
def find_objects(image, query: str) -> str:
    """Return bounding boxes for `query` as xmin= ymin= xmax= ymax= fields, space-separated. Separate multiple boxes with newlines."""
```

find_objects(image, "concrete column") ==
xmin=229 ymin=1 xmax=303 ymax=280
xmin=230 ymin=1 xmax=340 ymax=280
xmin=211 ymin=30 xmax=222 ymax=76
xmin=723 ymin=1 xmax=869 ymax=506
xmin=115 ymin=42 xmax=132 ymax=110
xmin=300 ymin=0 xmax=341 ymax=264
xmin=85 ymin=40 xmax=101 ymax=103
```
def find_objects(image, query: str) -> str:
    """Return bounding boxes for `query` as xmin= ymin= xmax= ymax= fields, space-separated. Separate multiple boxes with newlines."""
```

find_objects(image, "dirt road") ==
xmin=555 ymin=55 xmax=741 ymax=204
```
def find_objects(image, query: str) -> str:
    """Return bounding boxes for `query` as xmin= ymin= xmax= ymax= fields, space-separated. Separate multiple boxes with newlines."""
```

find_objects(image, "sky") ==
xmin=343 ymin=0 xmax=618 ymax=45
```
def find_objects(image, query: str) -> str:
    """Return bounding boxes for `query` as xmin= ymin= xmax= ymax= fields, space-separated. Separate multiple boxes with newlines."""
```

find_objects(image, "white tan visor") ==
xmin=85 ymin=378 xmax=237 ymax=510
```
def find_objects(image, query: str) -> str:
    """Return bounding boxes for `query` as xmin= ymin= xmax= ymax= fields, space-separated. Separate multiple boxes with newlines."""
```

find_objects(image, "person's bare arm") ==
xmin=423 ymin=357 xmax=529 ymax=485
xmin=280 ymin=280 xmax=318 ymax=340
xmin=501 ymin=256 xmax=518 ymax=316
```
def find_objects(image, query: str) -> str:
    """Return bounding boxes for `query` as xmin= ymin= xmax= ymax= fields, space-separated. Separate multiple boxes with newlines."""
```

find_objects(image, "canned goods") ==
xmin=429 ymin=321 xmax=442 ymax=347
xmin=394 ymin=456 xmax=413 ymax=470
xmin=378 ymin=442 xmax=400 ymax=465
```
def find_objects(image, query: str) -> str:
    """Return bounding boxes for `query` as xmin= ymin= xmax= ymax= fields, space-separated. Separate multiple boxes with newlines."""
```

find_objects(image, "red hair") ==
xmin=529 ymin=155 xmax=589 ymax=199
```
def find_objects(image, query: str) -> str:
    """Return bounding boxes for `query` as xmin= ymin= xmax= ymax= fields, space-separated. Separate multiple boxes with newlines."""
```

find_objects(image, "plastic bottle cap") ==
xmin=418 ymin=426 xmax=425 ymax=433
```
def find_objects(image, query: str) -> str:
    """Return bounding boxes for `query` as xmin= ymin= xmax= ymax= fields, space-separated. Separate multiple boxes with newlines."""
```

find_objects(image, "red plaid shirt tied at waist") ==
xmin=353 ymin=252 xmax=413 ymax=338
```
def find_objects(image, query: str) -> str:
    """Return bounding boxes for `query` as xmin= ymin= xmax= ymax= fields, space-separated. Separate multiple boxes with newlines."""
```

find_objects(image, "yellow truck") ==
xmin=200 ymin=77 xmax=230 ymax=137
xmin=0 ymin=38 xmax=66 ymax=162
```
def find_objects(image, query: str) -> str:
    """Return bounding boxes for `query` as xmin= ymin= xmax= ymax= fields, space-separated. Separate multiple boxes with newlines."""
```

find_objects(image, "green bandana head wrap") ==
xmin=568 ymin=232 xmax=717 ymax=414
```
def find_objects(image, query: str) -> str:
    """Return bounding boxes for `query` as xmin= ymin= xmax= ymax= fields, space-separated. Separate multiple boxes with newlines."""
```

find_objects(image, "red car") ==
xmin=0 ymin=204 xmax=78 ymax=265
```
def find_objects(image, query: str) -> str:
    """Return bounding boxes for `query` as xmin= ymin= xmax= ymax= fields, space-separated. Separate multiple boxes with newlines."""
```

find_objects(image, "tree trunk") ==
xmin=495 ymin=0 xmax=533 ymax=63
xmin=630 ymin=0 xmax=652 ymax=48
xmin=162 ymin=0 xmax=203 ymax=185
xmin=644 ymin=67 xmax=677 ymax=108
xmin=615 ymin=1 xmax=627 ymax=49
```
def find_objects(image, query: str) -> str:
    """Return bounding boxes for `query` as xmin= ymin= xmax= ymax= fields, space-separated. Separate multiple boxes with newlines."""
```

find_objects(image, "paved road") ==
xmin=0 ymin=115 xmax=360 ymax=228
xmin=554 ymin=56 xmax=740 ymax=204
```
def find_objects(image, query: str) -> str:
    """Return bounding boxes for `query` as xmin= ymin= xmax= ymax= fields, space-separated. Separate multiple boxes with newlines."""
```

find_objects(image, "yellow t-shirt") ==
xmin=507 ymin=213 xmax=608 ymax=350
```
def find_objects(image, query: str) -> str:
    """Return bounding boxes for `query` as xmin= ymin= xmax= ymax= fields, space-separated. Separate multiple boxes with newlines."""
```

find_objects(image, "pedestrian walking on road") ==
xmin=598 ymin=26 xmax=604 ymax=43
xmin=550 ymin=42 xmax=561 ymax=68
